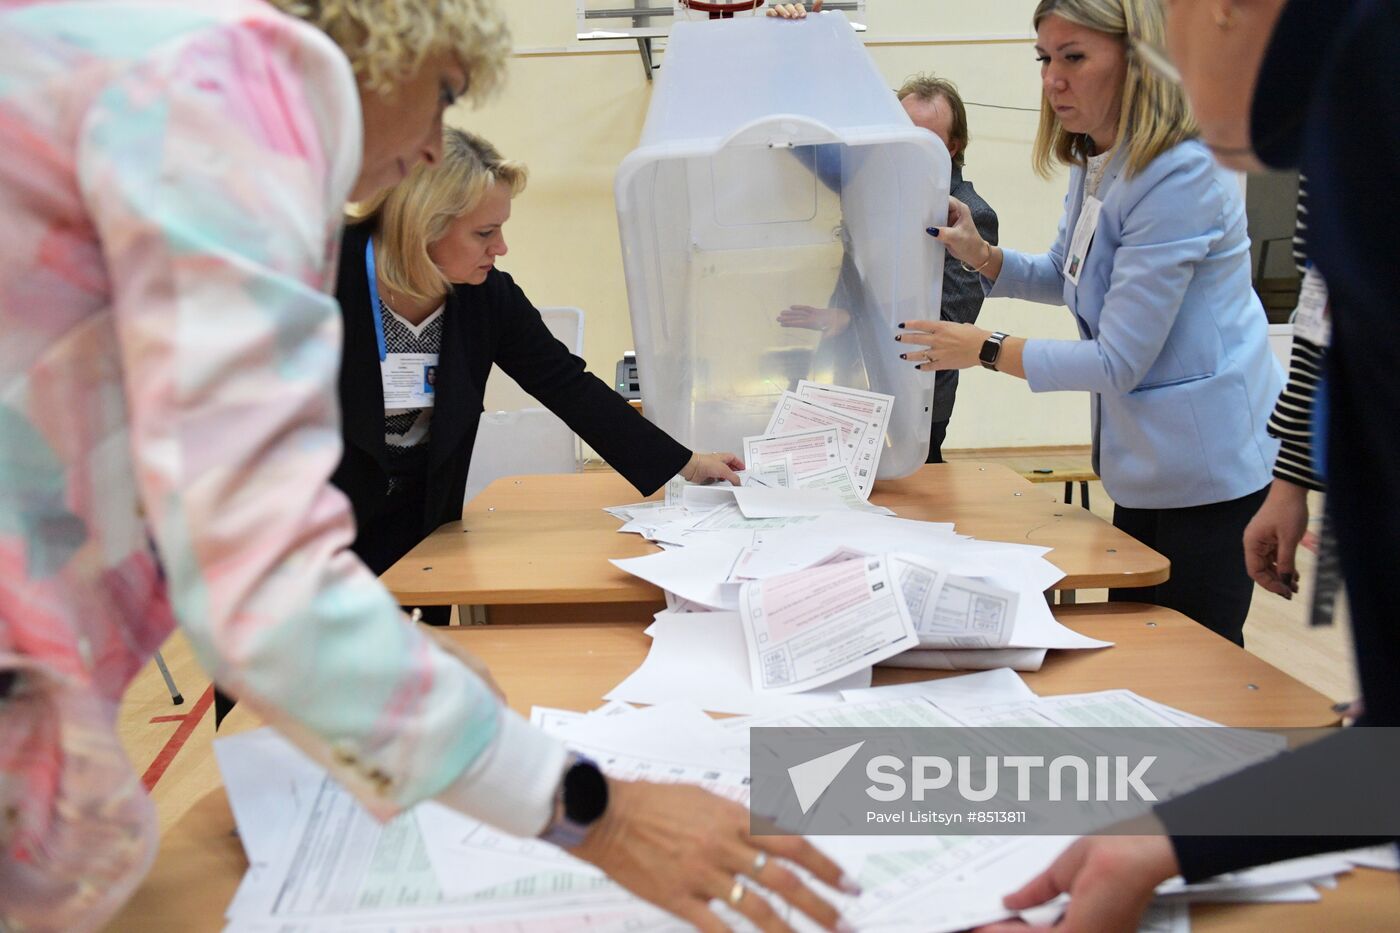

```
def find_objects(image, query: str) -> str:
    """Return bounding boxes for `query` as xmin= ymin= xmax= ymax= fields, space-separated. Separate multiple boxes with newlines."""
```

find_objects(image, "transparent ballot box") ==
xmin=615 ymin=12 xmax=950 ymax=478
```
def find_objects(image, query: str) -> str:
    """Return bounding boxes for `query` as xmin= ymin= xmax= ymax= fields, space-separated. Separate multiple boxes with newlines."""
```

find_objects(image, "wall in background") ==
xmin=454 ymin=1 xmax=1091 ymax=449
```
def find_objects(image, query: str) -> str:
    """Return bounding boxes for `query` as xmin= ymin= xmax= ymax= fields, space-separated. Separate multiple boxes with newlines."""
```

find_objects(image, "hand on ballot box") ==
xmin=572 ymin=778 xmax=856 ymax=932
xmin=777 ymin=304 xmax=851 ymax=338
xmin=681 ymin=450 xmax=746 ymax=486
xmin=767 ymin=1 xmax=823 ymax=19
xmin=420 ymin=623 xmax=506 ymax=701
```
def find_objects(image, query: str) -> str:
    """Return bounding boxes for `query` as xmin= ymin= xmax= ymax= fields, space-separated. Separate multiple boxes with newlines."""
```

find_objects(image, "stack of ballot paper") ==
xmin=743 ymin=381 xmax=895 ymax=500
xmin=605 ymin=383 xmax=1109 ymax=687
xmin=215 ymin=673 xmax=1395 ymax=932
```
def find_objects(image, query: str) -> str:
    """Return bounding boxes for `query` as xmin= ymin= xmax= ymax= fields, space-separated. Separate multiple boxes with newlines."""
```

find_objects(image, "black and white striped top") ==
xmin=1266 ymin=177 xmax=1325 ymax=492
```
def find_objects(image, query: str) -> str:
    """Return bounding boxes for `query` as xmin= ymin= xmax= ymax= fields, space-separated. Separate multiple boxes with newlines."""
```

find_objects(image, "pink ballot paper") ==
xmin=738 ymin=554 xmax=919 ymax=694
xmin=742 ymin=426 xmax=841 ymax=480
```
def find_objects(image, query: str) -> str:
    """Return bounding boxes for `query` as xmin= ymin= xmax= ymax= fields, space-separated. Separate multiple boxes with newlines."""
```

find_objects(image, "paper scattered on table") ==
xmin=604 ymin=611 xmax=870 ymax=715
xmin=217 ymin=670 xmax=1365 ymax=933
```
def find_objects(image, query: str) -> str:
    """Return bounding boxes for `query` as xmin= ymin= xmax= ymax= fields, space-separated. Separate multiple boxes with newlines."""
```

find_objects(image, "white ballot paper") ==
xmin=796 ymin=381 xmax=895 ymax=496
xmin=765 ymin=391 xmax=868 ymax=467
xmin=745 ymin=456 xmax=793 ymax=488
xmin=891 ymin=554 xmax=1020 ymax=649
xmin=738 ymin=554 xmax=919 ymax=693
xmin=605 ymin=611 xmax=869 ymax=715
xmin=743 ymin=426 xmax=841 ymax=480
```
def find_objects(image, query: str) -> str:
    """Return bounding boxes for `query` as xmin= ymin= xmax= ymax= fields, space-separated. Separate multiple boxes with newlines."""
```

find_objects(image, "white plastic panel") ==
xmin=615 ymin=13 xmax=949 ymax=478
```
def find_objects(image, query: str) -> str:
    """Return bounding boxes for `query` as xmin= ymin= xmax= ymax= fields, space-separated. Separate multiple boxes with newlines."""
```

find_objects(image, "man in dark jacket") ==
xmin=897 ymin=74 xmax=999 ymax=462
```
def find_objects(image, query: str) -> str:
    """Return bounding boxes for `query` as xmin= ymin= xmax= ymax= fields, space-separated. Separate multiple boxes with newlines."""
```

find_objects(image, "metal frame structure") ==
xmin=575 ymin=1 xmax=866 ymax=80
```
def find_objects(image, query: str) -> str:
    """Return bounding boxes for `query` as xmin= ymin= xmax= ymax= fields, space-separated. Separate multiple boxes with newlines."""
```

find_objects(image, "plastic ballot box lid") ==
xmin=615 ymin=12 xmax=950 ymax=478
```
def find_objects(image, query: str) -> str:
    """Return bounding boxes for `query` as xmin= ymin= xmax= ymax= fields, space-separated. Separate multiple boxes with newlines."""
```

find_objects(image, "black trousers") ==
xmin=214 ymin=476 xmax=448 ymax=727
xmin=925 ymin=418 xmax=950 ymax=464
xmin=1107 ymin=485 xmax=1269 ymax=647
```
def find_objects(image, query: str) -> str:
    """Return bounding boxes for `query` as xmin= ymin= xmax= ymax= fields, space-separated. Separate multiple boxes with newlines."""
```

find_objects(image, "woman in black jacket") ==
xmin=332 ymin=129 xmax=741 ymax=622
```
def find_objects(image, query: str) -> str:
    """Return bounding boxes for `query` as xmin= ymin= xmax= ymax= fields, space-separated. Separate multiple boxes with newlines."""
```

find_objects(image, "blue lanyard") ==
xmin=365 ymin=239 xmax=387 ymax=362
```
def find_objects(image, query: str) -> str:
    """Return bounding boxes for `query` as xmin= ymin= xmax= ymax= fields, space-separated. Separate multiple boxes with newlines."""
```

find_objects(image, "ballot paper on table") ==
xmin=796 ymin=381 xmax=894 ymax=495
xmin=838 ymin=666 xmax=1037 ymax=705
xmin=738 ymin=553 xmax=920 ymax=693
xmin=879 ymin=647 xmax=1051 ymax=672
xmin=765 ymin=390 xmax=868 ymax=468
xmin=891 ymin=554 xmax=1018 ymax=649
xmin=732 ymin=464 xmax=893 ymax=518
xmin=604 ymin=611 xmax=871 ymax=715
xmin=743 ymin=425 xmax=841 ymax=480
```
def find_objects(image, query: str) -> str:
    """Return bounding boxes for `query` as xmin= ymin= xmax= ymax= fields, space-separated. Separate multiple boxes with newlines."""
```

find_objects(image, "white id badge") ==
xmin=380 ymin=352 xmax=439 ymax=409
xmin=1292 ymin=266 xmax=1331 ymax=347
xmin=1064 ymin=195 xmax=1104 ymax=287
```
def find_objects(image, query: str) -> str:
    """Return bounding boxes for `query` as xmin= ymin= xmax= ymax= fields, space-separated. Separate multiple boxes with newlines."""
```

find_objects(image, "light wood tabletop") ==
xmin=380 ymin=462 xmax=1169 ymax=609
xmin=108 ymin=603 xmax=1397 ymax=932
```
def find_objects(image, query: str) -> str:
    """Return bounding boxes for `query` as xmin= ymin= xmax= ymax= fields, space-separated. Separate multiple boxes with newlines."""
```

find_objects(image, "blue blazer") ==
xmin=989 ymin=140 xmax=1281 ymax=509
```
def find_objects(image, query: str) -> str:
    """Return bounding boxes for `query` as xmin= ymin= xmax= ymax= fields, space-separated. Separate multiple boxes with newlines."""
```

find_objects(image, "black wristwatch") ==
xmin=539 ymin=754 xmax=609 ymax=849
xmin=979 ymin=331 xmax=1009 ymax=371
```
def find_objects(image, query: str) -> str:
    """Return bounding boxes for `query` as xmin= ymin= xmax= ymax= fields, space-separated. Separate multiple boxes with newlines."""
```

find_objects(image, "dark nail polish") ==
xmin=898 ymin=322 xmax=906 ymax=329
xmin=894 ymin=334 xmax=901 ymax=341
xmin=926 ymin=227 xmax=940 ymax=237
xmin=1280 ymin=572 xmax=1294 ymax=586
xmin=900 ymin=353 xmax=908 ymax=360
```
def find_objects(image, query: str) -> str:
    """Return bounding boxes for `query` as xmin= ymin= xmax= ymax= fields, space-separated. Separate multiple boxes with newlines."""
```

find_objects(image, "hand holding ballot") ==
xmin=572 ymin=779 xmax=852 ymax=932
xmin=680 ymin=450 xmax=746 ymax=486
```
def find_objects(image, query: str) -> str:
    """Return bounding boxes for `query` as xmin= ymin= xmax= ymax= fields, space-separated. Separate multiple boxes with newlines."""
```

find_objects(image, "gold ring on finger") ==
xmin=727 ymin=878 xmax=746 ymax=906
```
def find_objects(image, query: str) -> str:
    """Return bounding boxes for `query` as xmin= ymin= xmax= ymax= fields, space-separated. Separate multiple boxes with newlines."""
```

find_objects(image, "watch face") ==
xmin=563 ymin=759 xmax=609 ymax=825
xmin=979 ymin=337 xmax=1000 ymax=365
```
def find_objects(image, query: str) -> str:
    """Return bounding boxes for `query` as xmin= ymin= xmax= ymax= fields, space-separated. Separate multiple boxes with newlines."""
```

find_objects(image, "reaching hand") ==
xmin=777 ymin=305 xmax=851 ymax=337
xmin=1243 ymin=477 xmax=1309 ymax=598
xmin=572 ymin=780 xmax=854 ymax=932
xmin=767 ymin=1 xmax=823 ymax=18
xmin=974 ymin=833 xmax=1178 ymax=933
xmin=682 ymin=451 xmax=745 ymax=485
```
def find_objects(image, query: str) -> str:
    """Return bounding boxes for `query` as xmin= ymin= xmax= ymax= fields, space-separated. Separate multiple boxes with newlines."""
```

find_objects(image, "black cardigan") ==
xmin=331 ymin=223 xmax=690 ymax=544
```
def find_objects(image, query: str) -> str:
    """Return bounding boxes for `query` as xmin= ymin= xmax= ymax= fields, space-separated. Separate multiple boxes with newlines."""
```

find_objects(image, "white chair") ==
xmin=464 ymin=307 xmax=586 ymax=508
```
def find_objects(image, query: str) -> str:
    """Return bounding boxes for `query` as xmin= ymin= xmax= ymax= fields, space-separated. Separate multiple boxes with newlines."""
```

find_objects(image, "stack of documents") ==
xmin=215 ymin=673 xmax=1393 ymax=932
xmin=605 ymin=383 xmax=1111 ymax=697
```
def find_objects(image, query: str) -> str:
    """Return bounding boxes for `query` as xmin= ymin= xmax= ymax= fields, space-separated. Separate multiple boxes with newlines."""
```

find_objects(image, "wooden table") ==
xmin=108 ymin=603 xmax=1396 ymax=932
xmin=381 ymin=463 xmax=1167 ymax=618
xmin=946 ymin=446 xmax=1099 ymax=510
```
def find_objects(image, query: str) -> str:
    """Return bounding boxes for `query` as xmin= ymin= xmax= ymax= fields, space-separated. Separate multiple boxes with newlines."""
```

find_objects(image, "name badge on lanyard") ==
xmin=1064 ymin=195 xmax=1104 ymax=287
xmin=366 ymin=239 xmax=438 ymax=410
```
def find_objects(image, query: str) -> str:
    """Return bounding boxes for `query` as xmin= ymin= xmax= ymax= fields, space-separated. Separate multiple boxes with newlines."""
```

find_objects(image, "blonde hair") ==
xmin=267 ymin=0 xmax=511 ymax=103
xmin=1031 ymin=0 xmax=1197 ymax=178
xmin=897 ymin=73 xmax=971 ymax=169
xmin=351 ymin=129 xmax=528 ymax=302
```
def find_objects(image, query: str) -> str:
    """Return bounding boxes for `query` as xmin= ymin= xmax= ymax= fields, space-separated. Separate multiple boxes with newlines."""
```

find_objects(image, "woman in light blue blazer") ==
xmin=899 ymin=0 xmax=1281 ymax=646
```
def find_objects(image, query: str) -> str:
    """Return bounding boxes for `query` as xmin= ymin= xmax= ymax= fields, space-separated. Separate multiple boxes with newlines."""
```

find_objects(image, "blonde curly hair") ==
xmin=267 ymin=0 xmax=511 ymax=102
